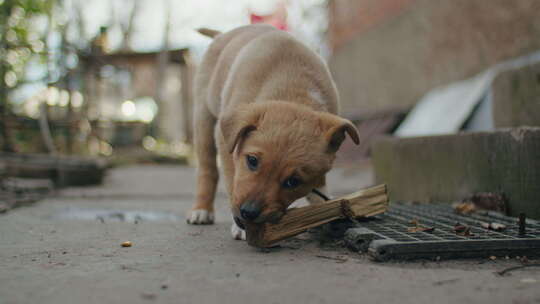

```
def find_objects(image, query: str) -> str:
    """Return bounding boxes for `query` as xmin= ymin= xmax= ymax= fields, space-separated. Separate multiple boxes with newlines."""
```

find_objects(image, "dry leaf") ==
xmin=454 ymin=223 xmax=473 ymax=236
xmin=408 ymin=226 xmax=421 ymax=233
xmin=422 ymin=227 xmax=435 ymax=233
xmin=453 ymin=202 xmax=477 ymax=215
xmin=407 ymin=225 xmax=435 ymax=233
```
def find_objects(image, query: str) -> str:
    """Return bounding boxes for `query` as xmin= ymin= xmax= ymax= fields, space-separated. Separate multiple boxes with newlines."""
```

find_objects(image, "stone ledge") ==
xmin=372 ymin=127 xmax=540 ymax=219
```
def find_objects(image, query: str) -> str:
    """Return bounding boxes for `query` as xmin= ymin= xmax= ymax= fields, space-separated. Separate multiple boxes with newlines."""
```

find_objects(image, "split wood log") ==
xmin=246 ymin=184 xmax=388 ymax=247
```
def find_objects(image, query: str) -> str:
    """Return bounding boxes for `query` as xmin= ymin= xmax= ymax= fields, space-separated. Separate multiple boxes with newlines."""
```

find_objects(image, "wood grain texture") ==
xmin=246 ymin=184 xmax=388 ymax=247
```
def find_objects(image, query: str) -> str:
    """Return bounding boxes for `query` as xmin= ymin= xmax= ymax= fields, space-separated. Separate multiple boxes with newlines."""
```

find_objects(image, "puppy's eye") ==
xmin=282 ymin=176 xmax=301 ymax=189
xmin=246 ymin=155 xmax=258 ymax=171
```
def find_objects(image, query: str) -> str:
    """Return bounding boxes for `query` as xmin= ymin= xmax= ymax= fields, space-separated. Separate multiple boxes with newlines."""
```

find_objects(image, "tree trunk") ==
xmin=0 ymin=2 xmax=14 ymax=152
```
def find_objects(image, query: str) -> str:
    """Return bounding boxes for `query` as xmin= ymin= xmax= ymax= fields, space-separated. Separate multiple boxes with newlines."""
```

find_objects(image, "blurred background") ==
xmin=1 ymin=0 xmax=540 ymax=215
xmin=2 ymin=0 xmax=539 ymax=157
xmin=0 ymin=0 xmax=330 ymax=161
xmin=2 ymin=3 xmax=540 ymax=302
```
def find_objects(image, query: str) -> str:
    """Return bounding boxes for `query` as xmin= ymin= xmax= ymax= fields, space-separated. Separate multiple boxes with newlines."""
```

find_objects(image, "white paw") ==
xmin=231 ymin=222 xmax=246 ymax=240
xmin=186 ymin=209 xmax=214 ymax=225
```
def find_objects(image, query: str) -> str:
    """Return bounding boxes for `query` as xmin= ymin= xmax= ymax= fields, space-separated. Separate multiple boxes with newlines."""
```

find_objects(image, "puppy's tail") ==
xmin=197 ymin=28 xmax=221 ymax=38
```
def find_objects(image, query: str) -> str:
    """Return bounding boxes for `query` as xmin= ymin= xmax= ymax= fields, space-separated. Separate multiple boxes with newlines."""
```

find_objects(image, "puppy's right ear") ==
xmin=219 ymin=109 xmax=259 ymax=154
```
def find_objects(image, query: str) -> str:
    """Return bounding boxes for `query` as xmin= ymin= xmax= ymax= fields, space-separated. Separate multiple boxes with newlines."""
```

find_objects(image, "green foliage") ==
xmin=1 ymin=0 xmax=56 ymax=91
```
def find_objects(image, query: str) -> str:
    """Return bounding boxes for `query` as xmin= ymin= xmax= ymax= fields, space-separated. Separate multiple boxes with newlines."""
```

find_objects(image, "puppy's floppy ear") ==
xmin=219 ymin=108 xmax=259 ymax=154
xmin=323 ymin=115 xmax=360 ymax=153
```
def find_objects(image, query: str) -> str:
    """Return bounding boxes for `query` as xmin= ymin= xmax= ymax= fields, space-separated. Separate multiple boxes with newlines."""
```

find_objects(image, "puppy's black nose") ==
xmin=240 ymin=201 xmax=261 ymax=221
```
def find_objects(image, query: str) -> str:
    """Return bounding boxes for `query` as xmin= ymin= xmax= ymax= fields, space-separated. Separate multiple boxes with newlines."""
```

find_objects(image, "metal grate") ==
xmin=344 ymin=203 xmax=540 ymax=261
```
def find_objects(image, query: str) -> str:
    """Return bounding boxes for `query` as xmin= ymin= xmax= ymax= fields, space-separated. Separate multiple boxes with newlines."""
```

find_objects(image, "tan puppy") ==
xmin=187 ymin=25 xmax=359 ymax=240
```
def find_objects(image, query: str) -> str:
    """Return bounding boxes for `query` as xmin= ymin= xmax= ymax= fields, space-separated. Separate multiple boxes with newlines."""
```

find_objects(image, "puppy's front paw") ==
xmin=186 ymin=209 xmax=214 ymax=225
xmin=231 ymin=222 xmax=246 ymax=240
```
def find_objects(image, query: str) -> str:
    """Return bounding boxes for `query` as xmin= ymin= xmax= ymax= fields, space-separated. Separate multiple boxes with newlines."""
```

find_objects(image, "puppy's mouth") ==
xmin=234 ymin=210 xmax=285 ymax=230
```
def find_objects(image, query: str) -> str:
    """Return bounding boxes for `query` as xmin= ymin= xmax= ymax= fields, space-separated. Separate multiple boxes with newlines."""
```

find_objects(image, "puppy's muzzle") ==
xmin=239 ymin=200 xmax=262 ymax=221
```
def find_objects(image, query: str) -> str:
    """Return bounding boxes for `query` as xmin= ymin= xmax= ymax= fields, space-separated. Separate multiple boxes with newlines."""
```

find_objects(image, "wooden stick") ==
xmin=246 ymin=184 xmax=388 ymax=247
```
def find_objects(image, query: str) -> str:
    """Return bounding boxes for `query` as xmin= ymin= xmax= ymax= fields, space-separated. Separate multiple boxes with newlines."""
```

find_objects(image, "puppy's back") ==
xmin=197 ymin=25 xmax=338 ymax=116
xmin=195 ymin=25 xmax=278 ymax=116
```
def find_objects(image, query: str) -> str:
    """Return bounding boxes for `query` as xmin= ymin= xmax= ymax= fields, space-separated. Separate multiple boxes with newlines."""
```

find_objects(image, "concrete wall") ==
xmin=372 ymin=128 xmax=540 ymax=219
xmin=492 ymin=62 xmax=540 ymax=128
xmin=328 ymin=0 xmax=414 ymax=53
xmin=328 ymin=0 xmax=540 ymax=115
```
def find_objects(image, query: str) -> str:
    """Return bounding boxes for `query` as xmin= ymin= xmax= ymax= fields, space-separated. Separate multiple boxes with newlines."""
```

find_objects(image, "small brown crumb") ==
xmin=121 ymin=241 xmax=132 ymax=247
xmin=489 ymin=256 xmax=497 ymax=261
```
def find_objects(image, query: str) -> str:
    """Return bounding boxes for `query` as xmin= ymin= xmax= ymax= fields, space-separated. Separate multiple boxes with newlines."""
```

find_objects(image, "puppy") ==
xmin=187 ymin=25 xmax=359 ymax=240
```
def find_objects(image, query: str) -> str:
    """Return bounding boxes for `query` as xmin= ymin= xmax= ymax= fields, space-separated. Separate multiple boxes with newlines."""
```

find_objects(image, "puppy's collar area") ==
xmin=234 ymin=216 xmax=246 ymax=230
xmin=234 ymin=189 xmax=330 ymax=231
xmin=311 ymin=188 xmax=330 ymax=201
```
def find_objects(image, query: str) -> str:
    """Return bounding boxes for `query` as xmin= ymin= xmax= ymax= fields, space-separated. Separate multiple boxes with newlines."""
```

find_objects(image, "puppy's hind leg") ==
xmin=187 ymin=105 xmax=219 ymax=225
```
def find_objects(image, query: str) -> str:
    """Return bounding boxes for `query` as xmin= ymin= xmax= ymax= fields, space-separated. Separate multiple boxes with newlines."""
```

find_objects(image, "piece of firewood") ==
xmin=246 ymin=184 xmax=388 ymax=247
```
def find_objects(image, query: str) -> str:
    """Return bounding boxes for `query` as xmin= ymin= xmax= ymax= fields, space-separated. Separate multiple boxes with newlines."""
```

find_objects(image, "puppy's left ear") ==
xmin=325 ymin=117 xmax=360 ymax=153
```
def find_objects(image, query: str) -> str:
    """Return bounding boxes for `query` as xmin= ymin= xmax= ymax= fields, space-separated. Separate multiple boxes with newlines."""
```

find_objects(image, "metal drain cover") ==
xmin=345 ymin=203 xmax=540 ymax=261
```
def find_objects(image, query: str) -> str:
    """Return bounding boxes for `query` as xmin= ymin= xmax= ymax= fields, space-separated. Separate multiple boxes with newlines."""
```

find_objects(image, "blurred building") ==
xmin=80 ymin=48 xmax=194 ymax=147
xmin=328 ymin=0 xmax=540 ymax=116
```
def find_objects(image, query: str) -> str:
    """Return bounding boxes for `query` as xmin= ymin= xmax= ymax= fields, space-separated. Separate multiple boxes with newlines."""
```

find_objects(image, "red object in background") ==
xmin=249 ymin=2 xmax=288 ymax=31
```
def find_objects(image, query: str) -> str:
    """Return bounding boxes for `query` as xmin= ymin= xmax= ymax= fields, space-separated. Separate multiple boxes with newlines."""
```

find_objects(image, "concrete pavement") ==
xmin=1 ymin=165 xmax=539 ymax=304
